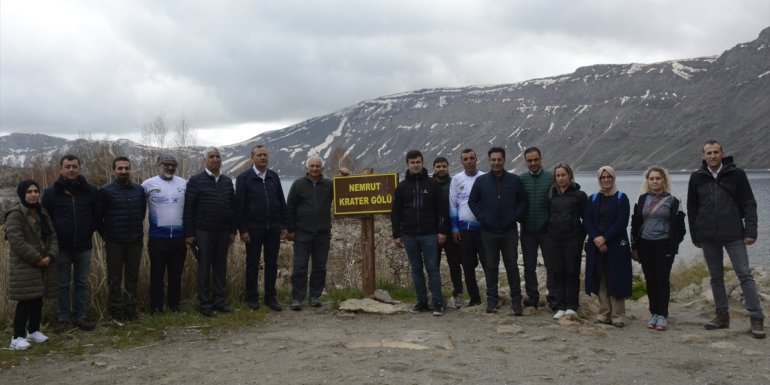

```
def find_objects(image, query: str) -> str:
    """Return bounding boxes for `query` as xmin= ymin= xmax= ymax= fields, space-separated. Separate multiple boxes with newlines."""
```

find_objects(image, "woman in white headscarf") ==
xmin=584 ymin=166 xmax=632 ymax=327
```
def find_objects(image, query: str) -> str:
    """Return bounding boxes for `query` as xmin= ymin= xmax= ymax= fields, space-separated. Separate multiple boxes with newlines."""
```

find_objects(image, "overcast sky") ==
xmin=1 ymin=1 xmax=768 ymax=146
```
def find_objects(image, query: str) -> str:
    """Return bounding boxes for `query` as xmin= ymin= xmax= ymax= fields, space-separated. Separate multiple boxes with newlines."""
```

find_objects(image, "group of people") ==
xmin=390 ymin=140 xmax=764 ymax=339
xmin=5 ymin=145 xmax=338 ymax=350
xmin=5 ymin=139 xmax=764 ymax=350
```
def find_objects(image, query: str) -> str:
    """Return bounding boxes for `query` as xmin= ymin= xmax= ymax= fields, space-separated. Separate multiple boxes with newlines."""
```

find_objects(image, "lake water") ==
xmin=282 ymin=171 xmax=770 ymax=267
xmin=574 ymin=171 xmax=769 ymax=268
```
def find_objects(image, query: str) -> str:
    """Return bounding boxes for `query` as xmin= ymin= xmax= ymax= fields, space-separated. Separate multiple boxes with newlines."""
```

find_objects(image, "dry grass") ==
xmin=0 ymin=216 xmax=414 ymax=328
xmin=670 ymin=257 xmax=712 ymax=292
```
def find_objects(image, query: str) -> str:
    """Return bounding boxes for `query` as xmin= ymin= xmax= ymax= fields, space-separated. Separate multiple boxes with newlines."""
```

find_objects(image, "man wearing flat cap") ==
xmin=142 ymin=153 xmax=188 ymax=314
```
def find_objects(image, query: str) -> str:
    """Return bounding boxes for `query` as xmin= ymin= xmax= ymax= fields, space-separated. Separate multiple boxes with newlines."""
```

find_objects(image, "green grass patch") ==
xmin=0 ymin=302 xmax=267 ymax=370
xmin=631 ymin=278 xmax=647 ymax=300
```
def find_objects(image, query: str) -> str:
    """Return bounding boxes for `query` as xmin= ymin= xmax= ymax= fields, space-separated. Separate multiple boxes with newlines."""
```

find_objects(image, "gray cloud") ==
xmin=1 ymin=0 xmax=767 ymax=145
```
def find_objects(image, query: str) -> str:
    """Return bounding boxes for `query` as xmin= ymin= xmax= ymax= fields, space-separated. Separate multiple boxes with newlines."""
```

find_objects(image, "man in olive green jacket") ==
xmin=518 ymin=147 xmax=556 ymax=311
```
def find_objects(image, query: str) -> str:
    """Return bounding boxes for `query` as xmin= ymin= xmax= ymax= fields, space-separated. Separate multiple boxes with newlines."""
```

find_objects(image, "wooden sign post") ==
xmin=333 ymin=173 xmax=398 ymax=297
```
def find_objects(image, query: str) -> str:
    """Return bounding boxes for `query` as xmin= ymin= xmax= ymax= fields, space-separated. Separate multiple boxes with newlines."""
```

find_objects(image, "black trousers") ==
xmin=148 ymin=237 xmax=187 ymax=311
xmin=520 ymin=231 xmax=557 ymax=306
xmin=14 ymin=298 xmax=43 ymax=338
xmin=196 ymin=230 xmax=231 ymax=311
xmin=438 ymin=235 xmax=463 ymax=296
xmin=291 ymin=231 xmax=331 ymax=301
xmin=459 ymin=230 xmax=486 ymax=302
xmin=549 ymin=236 xmax=584 ymax=311
xmin=105 ymin=239 xmax=142 ymax=317
xmin=638 ymin=238 xmax=675 ymax=317
xmin=245 ymin=226 xmax=281 ymax=305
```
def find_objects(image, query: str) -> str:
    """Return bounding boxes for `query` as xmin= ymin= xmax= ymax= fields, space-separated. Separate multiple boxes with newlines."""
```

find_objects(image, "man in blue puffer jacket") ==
xmin=469 ymin=147 xmax=528 ymax=315
xmin=99 ymin=156 xmax=146 ymax=322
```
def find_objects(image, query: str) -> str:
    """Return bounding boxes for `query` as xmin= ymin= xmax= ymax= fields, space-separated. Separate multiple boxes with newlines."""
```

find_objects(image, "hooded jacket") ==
xmin=41 ymin=175 xmax=99 ymax=252
xmin=391 ymin=168 xmax=447 ymax=238
xmin=4 ymin=203 xmax=59 ymax=301
xmin=547 ymin=182 xmax=587 ymax=242
xmin=687 ymin=156 xmax=757 ymax=243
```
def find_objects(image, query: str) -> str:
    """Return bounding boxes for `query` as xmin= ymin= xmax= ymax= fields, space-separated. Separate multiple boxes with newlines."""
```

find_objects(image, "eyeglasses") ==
xmin=599 ymin=176 xmax=614 ymax=181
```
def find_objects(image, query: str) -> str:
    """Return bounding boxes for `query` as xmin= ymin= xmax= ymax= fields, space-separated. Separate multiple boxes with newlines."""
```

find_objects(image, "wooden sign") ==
xmin=333 ymin=173 xmax=398 ymax=215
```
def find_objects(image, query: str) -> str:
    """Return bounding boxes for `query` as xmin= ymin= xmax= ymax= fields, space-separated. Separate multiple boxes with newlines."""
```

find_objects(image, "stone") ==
xmin=339 ymin=298 xmax=406 ymax=314
xmin=372 ymin=289 xmax=399 ymax=304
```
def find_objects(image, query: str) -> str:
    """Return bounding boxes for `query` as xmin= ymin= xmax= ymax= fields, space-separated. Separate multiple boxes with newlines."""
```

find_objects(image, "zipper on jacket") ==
xmin=71 ymin=194 xmax=77 ymax=246
xmin=262 ymin=177 xmax=270 ymax=230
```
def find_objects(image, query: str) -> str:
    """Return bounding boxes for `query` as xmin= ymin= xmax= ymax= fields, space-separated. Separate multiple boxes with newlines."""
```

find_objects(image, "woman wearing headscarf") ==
xmin=4 ymin=180 xmax=58 ymax=350
xmin=631 ymin=166 xmax=686 ymax=331
xmin=546 ymin=163 xmax=588 ymax=320
xmin=584 ymin=166 xmax=632 ymax=327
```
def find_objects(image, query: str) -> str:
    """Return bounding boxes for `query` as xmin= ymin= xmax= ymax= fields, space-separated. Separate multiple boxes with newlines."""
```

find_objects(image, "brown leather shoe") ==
xmin=704 ymin=310 xmax=730 ymax=330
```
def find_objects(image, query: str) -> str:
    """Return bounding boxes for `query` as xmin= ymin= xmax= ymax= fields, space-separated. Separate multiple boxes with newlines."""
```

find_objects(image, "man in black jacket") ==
xmin=687 ymin=140 xmax=764 ymax=339
xmin=42 ymin=154 xmax=98 ymax=332
xmin=235 ymin=145 xmax=288 ymax=311
xmin=184 ymin=147 xmax=236 ymax=317
xmin=286 ymin=156 xmax=332 ymax=310
xmin=433 ymin=156 xmax=464 ymax=308
xmin=99 ymin=157 xmax=146 ymax=322
xmin=391 ymin=150 xmax=447 ymax=316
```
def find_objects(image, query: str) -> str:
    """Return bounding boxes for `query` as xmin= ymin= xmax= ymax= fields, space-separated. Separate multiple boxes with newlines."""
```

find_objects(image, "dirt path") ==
xmin=3 ymin=298 xmax=768 ymax=385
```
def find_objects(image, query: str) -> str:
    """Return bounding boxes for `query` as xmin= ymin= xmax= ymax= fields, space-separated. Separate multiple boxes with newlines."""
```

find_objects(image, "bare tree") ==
xmin=329 ymin=146 xmax=356 ymax=177
xmin=173 ymin=113 xmax=199 ymax=179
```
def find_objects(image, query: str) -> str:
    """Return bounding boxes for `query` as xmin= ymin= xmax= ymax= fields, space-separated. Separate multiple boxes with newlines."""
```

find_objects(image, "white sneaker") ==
xmin=451 ymin=294 xmax=464 ymax=309
xmin=553 ymin=310 xmax=566 ymax=320
xmin=10 ymin=337 xmax=31 ymax=350
xmin=565 ymin=309 xmax=578 ymax=319
xmin=26 ymin=331 xmax=49 ymax=343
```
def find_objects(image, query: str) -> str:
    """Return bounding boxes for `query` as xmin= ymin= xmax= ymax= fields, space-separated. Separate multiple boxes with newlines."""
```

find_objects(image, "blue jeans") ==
xmin=403 ymin=235 xmax=443 ymax=307
xmin=56 ymin=249 xmax=92 ymax=322
xmin=702 ymin=240 xmax=764 ymax=319
xmin=481 ymin=229 xmax=522 ymax=304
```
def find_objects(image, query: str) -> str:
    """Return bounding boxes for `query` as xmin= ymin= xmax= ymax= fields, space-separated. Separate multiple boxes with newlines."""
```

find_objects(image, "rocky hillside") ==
xmin=2 ymin=28 xmax=768 ymax=177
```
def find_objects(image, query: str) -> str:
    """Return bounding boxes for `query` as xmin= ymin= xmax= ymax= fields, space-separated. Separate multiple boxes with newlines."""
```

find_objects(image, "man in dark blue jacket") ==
xmin=235 ymin=145 xmax=288 ymax=311
xmin=391 ymin=150 xmax=447 ymax=316
xmin=688 ymin=140 xmax=764 ymax=339
xmin=98 ymin=157 xmax=146 ymax=322
xmin=42 ymin=154 xmax=99 ymax=332
xmin=469 ymin=147 xmax=528 ymax=315
xmin=184 ymin=147 xmax=236 ymax=317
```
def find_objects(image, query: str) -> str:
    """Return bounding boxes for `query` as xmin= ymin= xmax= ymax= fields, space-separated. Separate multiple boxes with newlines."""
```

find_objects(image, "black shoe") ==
xmin=466 ymin=298 xmax=482 ymax=307
xmin=200 ymin=309 xmax=214 ymax=317
xmin=214 ymin=305 xmax=233 ymax=313
xmin=486 ymin=301 xmax=499 ymax=314
xmin=432 ymin=304 xmax=445 ymax=316
xmin=74 ymin=319 xmax=95 ymax=331
xmin=411 ymin=302 xmax=430 ymax=314
xmin=523 ymin=298 xmax=538 ymax=309
xmin=309 ymin=297 xmax=322 ymax=308
xmin=291 ymin=300 xmax=302 ymax=311
xmin=247 ymin=302 xmax=261 ymax=311
xmin=265 ymin=298 xmax=283 ymax=312
xmin=511 ymin=301 xmax=523 ymax=316
xmin=53 ymin=321 xmax=69 ymax=334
